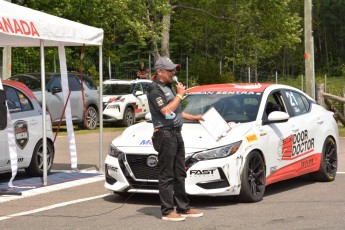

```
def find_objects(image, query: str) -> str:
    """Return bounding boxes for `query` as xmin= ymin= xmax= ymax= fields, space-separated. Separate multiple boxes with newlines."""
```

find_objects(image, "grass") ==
xmin=53 ymin=123 xmax=126 ymax=136
xmin=54 ymin=123 xmax=345 ymax=137
xmin=338 ymin=124 xmax=345 ymax=137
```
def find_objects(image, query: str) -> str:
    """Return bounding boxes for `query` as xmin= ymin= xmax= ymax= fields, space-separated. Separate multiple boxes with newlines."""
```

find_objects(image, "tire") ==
xmin=83 ymin=106 xmax=98 ymax=130
xmin=309 ymin=137 xmax=337 ymax=182
xmin=25 ymin=140 xmax=55 ymax=177
xmin=238 ymin=151 xmax=266 ymax=202
xmin=122 ymin=107 xmax=135 ymax=127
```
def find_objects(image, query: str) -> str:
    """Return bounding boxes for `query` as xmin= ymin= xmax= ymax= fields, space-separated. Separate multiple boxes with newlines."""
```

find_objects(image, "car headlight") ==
xmin=107 ymin=104 xmax=120 ymax=110
xmin=108 ymin=144 xmax=124 ymax=158
xmin=191 ymin=141 xmax=242 ymax=161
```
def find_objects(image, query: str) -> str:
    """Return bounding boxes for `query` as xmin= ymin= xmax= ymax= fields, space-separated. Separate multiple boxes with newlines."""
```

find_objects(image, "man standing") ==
xmin=147 ymin=56 xmax=204 ymax=222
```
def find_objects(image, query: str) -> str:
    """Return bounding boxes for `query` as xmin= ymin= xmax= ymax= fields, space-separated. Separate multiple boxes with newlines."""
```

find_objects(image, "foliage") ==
xmin=8 ymin=0 xmax=345 ymax=88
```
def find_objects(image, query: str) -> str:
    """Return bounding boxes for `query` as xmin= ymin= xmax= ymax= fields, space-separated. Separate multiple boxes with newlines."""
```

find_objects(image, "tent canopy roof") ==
xmin=0 ymin=1 xmax=103 ymax=47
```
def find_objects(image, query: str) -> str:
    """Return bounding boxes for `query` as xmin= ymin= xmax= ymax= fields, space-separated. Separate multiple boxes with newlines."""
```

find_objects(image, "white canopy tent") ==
xmin=0 ymin=0 xmax=104 ymax=185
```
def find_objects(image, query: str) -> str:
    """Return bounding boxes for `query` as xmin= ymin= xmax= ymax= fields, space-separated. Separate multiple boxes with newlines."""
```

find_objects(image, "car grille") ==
xmin=125 ymin=154 xmax=159 ymax=180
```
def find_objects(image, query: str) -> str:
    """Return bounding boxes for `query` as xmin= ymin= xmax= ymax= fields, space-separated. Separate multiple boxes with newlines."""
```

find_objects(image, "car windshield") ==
xmin=103 ymin=84 xmax=133 ymax=95
xmin=182 ymin=93 xmax=262 ymax=123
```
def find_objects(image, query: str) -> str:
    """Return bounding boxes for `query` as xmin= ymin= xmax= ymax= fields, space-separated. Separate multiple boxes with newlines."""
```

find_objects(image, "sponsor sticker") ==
xmin=156 ymin=97 xmax=164 ymax=107
xmin=281 ymin=130 xmax=314 ymax=160
xmin=246 ymin=134 xmax=258 ymax=143
xmin=13 ymin=120 xmax=29 ymax=149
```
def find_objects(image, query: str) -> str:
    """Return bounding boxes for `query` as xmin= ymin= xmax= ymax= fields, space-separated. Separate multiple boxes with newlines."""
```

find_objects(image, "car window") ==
xmin=141 ymin=83 xmax=150 ymax=93
xmin=133 ymin=83 xmax=143 ymax=93
xmin=103 ymin=84 xmax=132 ymax=95
xmin=4 ymin=85 xmax=33 ymax=113
xmin=265 ymin=91 xmax=286 ymax=116
xmin=68 ymin=76 xmax=81 ymax=91
xmin=82 ymin=76 xmax=97 ymax=90
xmin=47 ymin=76 xmax=62 ymax=91
xmin=284 ymin=90 xmax=310 ymax=116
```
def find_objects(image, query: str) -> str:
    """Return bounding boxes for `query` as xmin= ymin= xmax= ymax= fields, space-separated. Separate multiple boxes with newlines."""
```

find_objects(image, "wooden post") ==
xmin=316 ymin=84 xmax=325 ymax=107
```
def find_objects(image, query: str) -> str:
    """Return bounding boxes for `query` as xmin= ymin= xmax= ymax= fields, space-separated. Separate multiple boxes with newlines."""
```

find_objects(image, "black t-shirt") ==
xmin=147 ymin=80 xmax=182 ymax=129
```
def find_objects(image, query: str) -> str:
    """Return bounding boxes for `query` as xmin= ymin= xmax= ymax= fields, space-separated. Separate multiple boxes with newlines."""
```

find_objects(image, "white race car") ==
xmin=104 ymin=83 xmax=338 ymax=202
xmin=0 ymin=80 xmax=55 ymax=176
xmin=102 ymin=79 xmax=152 ymax=126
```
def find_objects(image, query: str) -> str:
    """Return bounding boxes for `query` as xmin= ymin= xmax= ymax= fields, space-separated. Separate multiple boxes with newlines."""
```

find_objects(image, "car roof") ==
xmin=186 ymin=83 xmax=272 ymax=94
xmin=103 ymin=79 xmax=152 ymax=85
xmin=2 ymin=79 xmax=36 ymax=99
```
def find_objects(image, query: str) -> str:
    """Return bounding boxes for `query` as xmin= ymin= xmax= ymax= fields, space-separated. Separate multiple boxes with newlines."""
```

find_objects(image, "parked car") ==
xmin=104 ymin=83 xmax=338 ymax=202
xmin=0 ymin=80 xmax=55 ymax=176
xmin=102 ymin=79 xmax=152 ymax=127
xmin=9 ymin=72 xmax=99 ymax=130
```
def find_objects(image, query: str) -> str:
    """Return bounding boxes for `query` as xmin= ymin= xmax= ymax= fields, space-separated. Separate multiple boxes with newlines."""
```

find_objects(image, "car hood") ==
xmin=112 ymin=121 xmax=253 ymax=154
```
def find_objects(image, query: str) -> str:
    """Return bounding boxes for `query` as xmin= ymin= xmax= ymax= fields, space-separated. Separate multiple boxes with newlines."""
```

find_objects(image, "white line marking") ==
xmin=0 ymin=175 xmax=104 ymax=204
xmin=0 ymin=193 xmax=109 ymax=221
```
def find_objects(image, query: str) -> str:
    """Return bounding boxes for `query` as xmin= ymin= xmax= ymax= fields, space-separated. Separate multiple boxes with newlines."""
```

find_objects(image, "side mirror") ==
xmin=135 ymin=90 xmax=144 ymax=96
xmin=262 ymin=111 xmax=289 ymax=125
xmin=145 ymin=112 xmax=152 ymax=121
xmin=51 ymin=87 xmax=62 ymax=95
xmin=0 ymin=90 xmax=8 ymax=130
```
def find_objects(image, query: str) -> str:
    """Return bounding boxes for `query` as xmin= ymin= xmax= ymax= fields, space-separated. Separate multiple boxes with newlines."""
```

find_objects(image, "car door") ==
xmin=46 ymin=74 xmax=83 ymax=123
xmin=67 ymin=75 xmax=84 ymax=121
xmin=45 ymin=75 xmax=65 ymax=122
xmin=280 ymin=89 xmax=319 ymax=162
xmin=138 ymin=82 xmax=150 ymax=115
xmin=259 ymin=89 xmax=294 ymax=184
xmin=261 ymin=89 xmax=318 ymax=185
xmin=132 ymin=83 xmax=147 ymax=118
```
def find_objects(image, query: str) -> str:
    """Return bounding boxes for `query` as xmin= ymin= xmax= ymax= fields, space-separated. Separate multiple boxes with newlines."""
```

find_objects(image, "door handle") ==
xmin=317 ymin=120 xmax=324 ymax=124
xmin=292 ymin=128 xmax=299 ymax=132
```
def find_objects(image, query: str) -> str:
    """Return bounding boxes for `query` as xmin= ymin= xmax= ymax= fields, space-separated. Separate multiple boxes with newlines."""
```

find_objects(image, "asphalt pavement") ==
xmin=0 ymin=132 xmax=344 ymax=229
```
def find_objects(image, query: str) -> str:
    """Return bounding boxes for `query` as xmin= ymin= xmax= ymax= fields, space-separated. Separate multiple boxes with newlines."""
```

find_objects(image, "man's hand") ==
xmin=182 ymin=112 xmax=204 ymax=122
xmin=176 ymin=82 xmax=186 ymax=96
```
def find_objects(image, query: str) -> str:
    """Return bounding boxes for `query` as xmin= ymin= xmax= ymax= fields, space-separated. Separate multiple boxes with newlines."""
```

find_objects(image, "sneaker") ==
xmin=162 ymin=212 xmax=186 ymax=222
xmin=178 ymin=209 xmax=203 ymax=217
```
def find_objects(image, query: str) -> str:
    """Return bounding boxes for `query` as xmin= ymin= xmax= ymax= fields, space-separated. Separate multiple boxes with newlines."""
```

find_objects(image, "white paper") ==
xmin=199 ymin=107 xmax=231 ymax=141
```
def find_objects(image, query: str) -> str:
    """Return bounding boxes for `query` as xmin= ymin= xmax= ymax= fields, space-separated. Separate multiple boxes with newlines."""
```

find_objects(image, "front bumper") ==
xmin=104 ymin=152 xmax=242 ymax=196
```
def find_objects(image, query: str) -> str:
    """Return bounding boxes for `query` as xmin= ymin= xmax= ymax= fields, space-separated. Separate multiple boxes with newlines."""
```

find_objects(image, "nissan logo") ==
xmin=147 ymin=155 xmax=158 ymax=167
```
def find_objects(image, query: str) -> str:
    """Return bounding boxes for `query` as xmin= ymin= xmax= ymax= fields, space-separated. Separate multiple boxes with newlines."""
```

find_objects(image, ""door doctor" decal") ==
xmin=280 ymin=130 xmax=314 ymax=160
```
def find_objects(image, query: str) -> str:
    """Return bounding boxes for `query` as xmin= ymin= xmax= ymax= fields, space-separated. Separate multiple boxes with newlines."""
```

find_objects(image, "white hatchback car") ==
xmin=102 ymin=79 xmax=152 ymax=126
xmin=104 ymin=83 xmax=338 ymax=202
xmin=0 ymin=80 xmax=54 ymax=176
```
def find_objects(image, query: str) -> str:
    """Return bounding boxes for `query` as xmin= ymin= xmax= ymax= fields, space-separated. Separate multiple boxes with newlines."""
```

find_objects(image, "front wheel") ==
xmin=309 ymin=137 xmax=337 ymax=182
xmin=83 ymin=106 xmax=98 ymax=130
xmin=238 ymin=151 xmax=266 ymax=202
xmin=25 ymin=140 xmax=54 ymax=177
xmin=122 ymin=107 xmax=135 ymax=127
